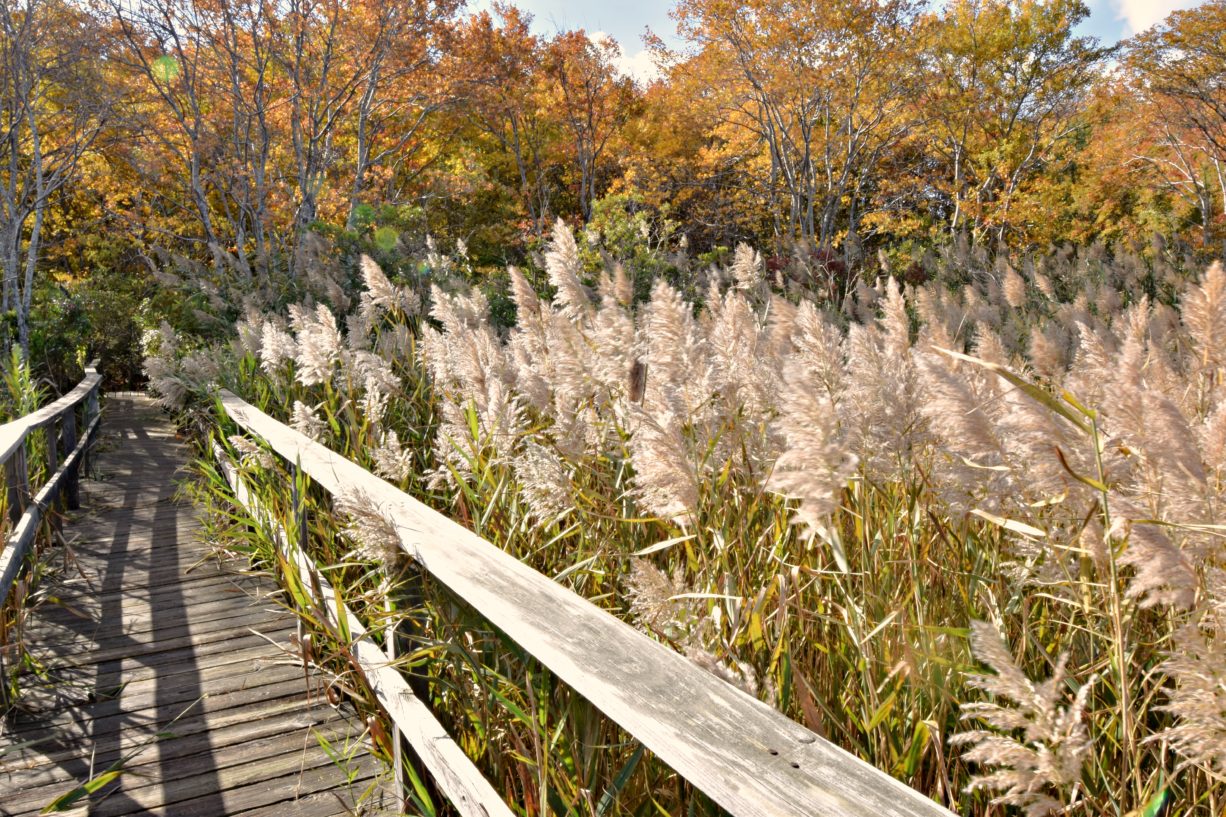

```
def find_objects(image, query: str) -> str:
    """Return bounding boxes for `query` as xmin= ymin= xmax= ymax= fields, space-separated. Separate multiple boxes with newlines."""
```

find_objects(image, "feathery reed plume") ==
xmin=1002 ymin=265 xmax=1027 ymax=310
xmin=841 ymin=321 xmax=921 ymax=478
xmin=587 ymin=303 xmax=636 ymax=400
xmin=790 ymin=301 xmax=844 ymax=400
xmin=512 ymin=440 xmax=572 ymax=521
xmin=706 ymin=289 xmax=775 ymax=418
xmin=973 ymin=325 xmax=1012 ymax=367
xmin=229 ymin=435 xmax=274 ymax=469
xmin=765 ymin=295 xmax=798 ymax=358
xmin=1034 ymin=271 xmax=1056 ymax=299
xmin=142 ymin=322 xmax=188 ymax=409
xmin=880 ymin=277 xmax=910 ymax=358
xmin=612 ymin=261 xmax=634 ymax=306
xmin=1183 ymin=262 xmax=1226 ymax=398
xmin=335 ymin=490 xmax=405 ymax=566
xmin=685 ymin=646 xmax=760 ymax=698
xmin=375 ymin=323 xmax=414 ymax=362
xmin=290 ymin=401 xmax=326 ymax=442
xmin=507 ymin=265 xmax=540 ymax=317
xmin=359 ymin=254 xmax=398 ymax=316
xmin=372 ymin=430 xmax=414 ymax=483
xmin=348 ymin=349 xmax=400 ymax=397
xmin=428 ymin=282 xmax=490 ymax=334
xmin=952 ymin=621 xmax=1094 ymax=816
xmin=350 ymin=312 xmax=376 ymax=353
xmin=730 ymin=242 xmax=764 ymax=293
xmin=1110 ymin=513 xmax=1197 ymax=610
xmin=850 ymin=278 xmax=878 ymax=324
xmin=236 ymin=310 xmax=263 ymax=359
xmin=360 ymin=379 xmax=389 ymax=428
xmin=626 ymin=408 xmax=700 ymax=524
xmin=636 ymin=279 xmax=711 ymax=419
xmin=767 ymin=357 xmax=857 ymax=539
xmin=291 ymin=304 xmax=344 ymax=387
xmin=545 ymin=218 xmax=591 ymax=317
xmin=260 ymin=321 xmax=297 ymax=374
xmin=1027 ymin=324 xmax=1067 ymax=381
xmin=915 ymin=353 xmax=1004 ymax=487
xmin=624 ymin=558 xmax=701 ymax=643
xmin=1201 ymin=402 xmax=1226 ymax=479
xmin=1152 ymin=602 xmax=1226 ymax=775
xmin=1137 ymin=391 xmax=1210 ymax=523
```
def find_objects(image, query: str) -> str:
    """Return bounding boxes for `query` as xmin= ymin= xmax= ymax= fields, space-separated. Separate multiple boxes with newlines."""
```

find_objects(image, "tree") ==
xmin=670 ymin=0 xmax=923 ymax=251
xmin=104 ymin=0 xmax=458 ymax=277
xmin=544 ymin=30 xmax=638 ymax=220
xmin=344 ymin=0 xmax=455 ymax=231
xmin=1123 ymin=0 xmax=1226 ymax=247
xmin=917 ymin=0 xmax=1107 ymax=242
xmin=0 ymin=0 xmax=110 ymax=352
xmin=448 ymin=4 xmax=555 ymax=237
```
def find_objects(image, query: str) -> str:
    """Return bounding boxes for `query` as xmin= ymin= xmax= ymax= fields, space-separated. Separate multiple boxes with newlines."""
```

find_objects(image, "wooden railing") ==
xmin=0 ymin=361 xmax=102 ymax=610
xmin=216 ymin=389 xmax=955 ymax=817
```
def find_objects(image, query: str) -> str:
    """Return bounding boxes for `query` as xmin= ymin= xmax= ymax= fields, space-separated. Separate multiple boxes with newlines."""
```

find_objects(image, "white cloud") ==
xmin=589 ymin=30 xmax=662 ymax=85
xmin=614 ymin=48 xmax=662 ymax=84
xmin=1114 ymin=0 xmax=1199 ymax=34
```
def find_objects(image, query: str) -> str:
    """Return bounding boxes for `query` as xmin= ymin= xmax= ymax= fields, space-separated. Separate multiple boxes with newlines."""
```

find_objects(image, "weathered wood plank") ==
xmin=0 ymin=694 xmax=336 ymax=775
xmin=29 ymin=598 xmax=290 ymax=647
xmin=26 ymin=643 xmax=304 ymax=704
xmin=1 ymin=698 xmax=341 ymax=792
xmin=23 ymin=611 xmax=296 ymax=672
xmin=232 ymin=780 xmax=392 ymax=817
xmin=16 ymin=658 xmax=305 ymax=729
xmin=33 ymin=571 xmax=280 ymax=613
xmin=4 ymin=721 xmax=363 ymax=815
xmin=223 ymin=390 xmax=954 ymax=817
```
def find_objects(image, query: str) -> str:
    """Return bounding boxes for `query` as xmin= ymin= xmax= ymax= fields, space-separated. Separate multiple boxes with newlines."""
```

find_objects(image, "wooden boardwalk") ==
xmin=0 ymin=395 xmax=391 ymax=816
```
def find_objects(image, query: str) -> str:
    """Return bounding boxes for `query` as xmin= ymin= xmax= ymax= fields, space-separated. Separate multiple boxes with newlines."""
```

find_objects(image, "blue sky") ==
xmin=470 ymin=0 xmax=1209 ymax=81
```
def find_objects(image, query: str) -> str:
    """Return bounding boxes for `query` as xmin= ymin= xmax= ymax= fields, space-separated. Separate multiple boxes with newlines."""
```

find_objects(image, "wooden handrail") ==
xmin=0 ymin=361 xmax=103 ymax=609
xmin=0 ymin=362 xmax=100 ymax=465
xmin=218 ymin=389 xmax=954 ymax=817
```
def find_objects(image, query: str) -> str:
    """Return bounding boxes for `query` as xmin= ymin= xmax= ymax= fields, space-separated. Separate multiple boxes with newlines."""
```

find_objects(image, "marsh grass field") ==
xmin=139 ymin=225 xmax=1226 ymax=816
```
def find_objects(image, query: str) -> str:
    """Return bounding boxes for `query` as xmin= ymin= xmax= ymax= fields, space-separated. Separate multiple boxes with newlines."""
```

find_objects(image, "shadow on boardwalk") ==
xmin=0 ymin=394 xmax=391 ymax=817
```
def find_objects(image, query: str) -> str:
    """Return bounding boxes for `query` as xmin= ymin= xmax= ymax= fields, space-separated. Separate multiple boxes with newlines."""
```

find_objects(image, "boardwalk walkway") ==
xmin=0 ymin=394 xmax=391 ymax=816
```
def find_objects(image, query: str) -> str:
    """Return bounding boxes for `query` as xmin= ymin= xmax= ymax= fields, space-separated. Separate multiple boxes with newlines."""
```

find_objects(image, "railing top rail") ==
xmin=218 ymin=389 xmax=954 ymax=817
xmin=0 ymin=361 xmax=101 ymax=465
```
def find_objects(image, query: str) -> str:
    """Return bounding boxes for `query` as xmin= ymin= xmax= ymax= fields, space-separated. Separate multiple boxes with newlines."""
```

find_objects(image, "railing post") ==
xmin=82 ymin=381 xmax=99 ymax=479
xmin=62 ymin=408 xmax=78 ymax=510
xmin=45 ymin=418 xmax=61 ymax=535
xmin=392 ymin=562 xmax=431 ymax=810
xmin=291 ymin=461 xmax=307 ymax=662
xmin=386 ymin=598 xmax=406 ymax=813
xmin=5 ymin=439 xmax=28 ymax=527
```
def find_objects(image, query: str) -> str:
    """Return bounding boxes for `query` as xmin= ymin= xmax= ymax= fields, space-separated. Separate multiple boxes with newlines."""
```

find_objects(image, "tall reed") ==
xmin=154 ymin=225 xmax=1226 ymax=815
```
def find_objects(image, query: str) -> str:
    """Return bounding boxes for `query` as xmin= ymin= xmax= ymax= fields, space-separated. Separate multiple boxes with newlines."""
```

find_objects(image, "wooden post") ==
xmin=5 ymin=440 xmax=28 ymax=527
xmin=45 ymin=419 xmax=60 ymax=535
xmin=82 ymin=383 xmax=99 ymax=479
xmin=386 ymin=598 xmax=406 ymax=813
xmin=62 ymin=409 xmax=78 ymax=510
xmin=291 ymin=462 xmax=307 ymax=661
xmin=392 ymin=561 xmax=431 ymax=811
